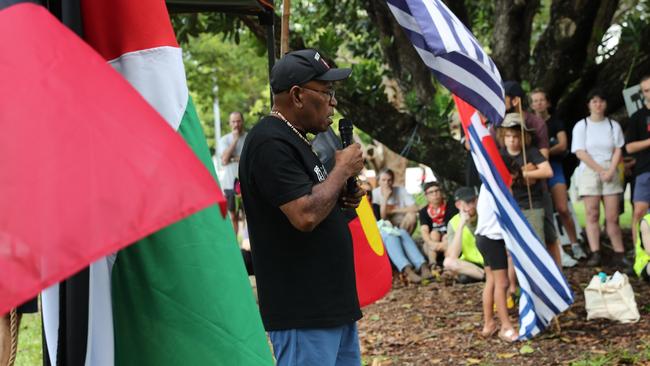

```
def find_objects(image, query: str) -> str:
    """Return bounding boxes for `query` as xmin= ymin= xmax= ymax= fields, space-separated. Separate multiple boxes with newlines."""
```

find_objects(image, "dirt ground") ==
xmin=358 ymin=258 xmax=650 ymax=365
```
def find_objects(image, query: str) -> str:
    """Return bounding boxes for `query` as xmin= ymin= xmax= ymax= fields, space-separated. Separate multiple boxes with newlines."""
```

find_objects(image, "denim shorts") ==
xmin=633 ymin=172 xmax=650 ymax=203
xmin=548 ymin=160 xmax=566 ymax=188
xmin=269 ymin=323 xmax=361 ymax=366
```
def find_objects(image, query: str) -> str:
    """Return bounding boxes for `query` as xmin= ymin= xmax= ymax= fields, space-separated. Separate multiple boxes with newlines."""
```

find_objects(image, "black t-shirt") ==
xmin=418 ymin=201 xmax=457 ymax=232
xmin=625 ymin=106 xmax=650 ymax=176
xmin=500 ymin=147 xmax=547 ymax=209
xmin=546 ymin=116 xmax=566 ymax=162
xmin=239 ymin=116 xmax=361 ymax=331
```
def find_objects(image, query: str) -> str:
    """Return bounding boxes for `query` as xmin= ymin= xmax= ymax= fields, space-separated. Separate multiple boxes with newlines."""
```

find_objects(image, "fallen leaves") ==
xmin=358 ymin=265 xmax=650 ymax=365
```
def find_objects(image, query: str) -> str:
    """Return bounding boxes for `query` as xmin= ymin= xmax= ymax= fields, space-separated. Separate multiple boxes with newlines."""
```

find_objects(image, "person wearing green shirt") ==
xmin=443 ymin=187 xmax=485 ymax=282
xmin=633 ymin=213 xmax=650 ymax=280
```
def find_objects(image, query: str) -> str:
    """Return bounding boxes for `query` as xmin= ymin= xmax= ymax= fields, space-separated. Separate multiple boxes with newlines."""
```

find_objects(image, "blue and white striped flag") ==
xmin=386 ymin=0 xmax=505 ymax=124
xmin=387 ymin=0 xmax=574 ymax=340
xmin=455 ymin=98 xmax=574 ymax=339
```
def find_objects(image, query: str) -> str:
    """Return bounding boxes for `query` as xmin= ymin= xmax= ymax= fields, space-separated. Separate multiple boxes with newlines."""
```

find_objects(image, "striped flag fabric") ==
xmin=41 ymin=0 xmax=274 ymax=365
xmin=386 ymin=0 xmax=574 ymax=339
xmin=386 ymin=0 xmax=505 ymax=124
xmin=455 ymin=97 xmax=574 ymax=339
xmin=0 ymin=1 xmax=220 ymax=317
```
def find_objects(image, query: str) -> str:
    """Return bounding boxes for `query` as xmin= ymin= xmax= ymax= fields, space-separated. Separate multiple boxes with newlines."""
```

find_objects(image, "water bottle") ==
xmin=598 ymin=272 xmax=607 ymax=283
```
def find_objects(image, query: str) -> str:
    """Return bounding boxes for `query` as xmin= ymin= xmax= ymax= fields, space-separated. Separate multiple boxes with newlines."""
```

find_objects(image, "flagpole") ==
xmin=517 ymin=102 xmax=534 ymax=210
xmin=280 ymin=0 xmax=290 ymax=55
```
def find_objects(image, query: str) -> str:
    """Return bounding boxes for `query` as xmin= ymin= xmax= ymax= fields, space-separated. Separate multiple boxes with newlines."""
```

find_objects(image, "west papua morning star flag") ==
xmin=455 ymin=97 xmax=574 ymax=340
xmin=386 ymin=0 xmax=505 ymax=124
xmin=386 ymin=0 xmax=573 ymax=339
xmin=0 ymin=2 xmax=221 ymax=317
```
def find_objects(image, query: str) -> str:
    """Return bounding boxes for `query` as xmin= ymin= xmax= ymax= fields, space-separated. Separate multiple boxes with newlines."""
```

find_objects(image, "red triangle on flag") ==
xmin=0 ymin=3 xmax=222 ymax=315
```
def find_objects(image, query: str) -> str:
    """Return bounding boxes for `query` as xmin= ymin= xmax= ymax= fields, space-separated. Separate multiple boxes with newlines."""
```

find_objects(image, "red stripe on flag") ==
xmin=0 ymin=3 xmax=220 ymax=315
xmin=454 ymin=95 xmax=512 ymax=187
xmin=81 ymin=0 xmax=178 ymax=60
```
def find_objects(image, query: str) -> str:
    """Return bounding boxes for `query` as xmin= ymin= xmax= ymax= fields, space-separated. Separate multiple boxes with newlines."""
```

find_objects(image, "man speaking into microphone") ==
xmin=239 ymin=49 xmax=366 ymax=366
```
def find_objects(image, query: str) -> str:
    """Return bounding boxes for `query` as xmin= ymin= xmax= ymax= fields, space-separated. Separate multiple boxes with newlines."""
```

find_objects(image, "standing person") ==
xmin=372 ymin=169 xmax=419 ymax=234
xmin=419 ymin=182 xmax=457 ymax=266
xmin=239 ymin=49 xmax=366 ymax=366
xmin=571 ymin=89 xmax=627 ymax=268
xmin=503 ymin=81 xmax=565 ymax=267
xmin=530 ymin=88 xmax=587 ymax=260
xmin=219 ymin=111 xmax=247 ymax=235
xmin=626 ymin=75 xmax=650 ymax=246
xmin=475 ymin=185 xmax=518 ymax=342
xmin=497 ymin=113 xmax=553 ymax=245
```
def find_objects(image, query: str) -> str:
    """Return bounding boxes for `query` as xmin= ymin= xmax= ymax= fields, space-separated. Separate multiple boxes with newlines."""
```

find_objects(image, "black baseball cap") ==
xmin=503 ymin=81 xmax=525 ymax=98
xmin=454 ymin=186 xmax=478 ymax=202
xmin=270 ymin=49 xmax=352 ymax=94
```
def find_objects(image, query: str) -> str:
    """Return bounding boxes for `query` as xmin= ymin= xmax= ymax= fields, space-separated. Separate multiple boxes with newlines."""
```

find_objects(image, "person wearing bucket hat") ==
xmin=503 ymin=81 xmax=549 ymax=157
xmin=239 ymin=49 xmax=366 ymax=366
xmin=497 ymin=113 xmax=553 ymax=246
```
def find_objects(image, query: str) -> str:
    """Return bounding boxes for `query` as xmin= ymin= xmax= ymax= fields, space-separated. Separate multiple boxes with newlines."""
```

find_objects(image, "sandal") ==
xmin=480 ymin=323 xmax=497 ymax=338
xmin=498 ymin=328 xmax=518 ymax=343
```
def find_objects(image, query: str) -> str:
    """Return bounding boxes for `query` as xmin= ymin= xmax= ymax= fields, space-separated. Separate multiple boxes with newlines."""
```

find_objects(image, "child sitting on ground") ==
xmin=419 ymin=182 xmax=456 ymax=266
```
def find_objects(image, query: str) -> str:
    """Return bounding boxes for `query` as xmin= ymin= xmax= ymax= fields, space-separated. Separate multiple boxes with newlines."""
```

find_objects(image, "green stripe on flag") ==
xmin=112 ymin=97 xmax=273 ymax=365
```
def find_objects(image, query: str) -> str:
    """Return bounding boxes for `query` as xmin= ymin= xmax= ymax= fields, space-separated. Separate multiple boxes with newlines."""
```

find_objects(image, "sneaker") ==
xmin=404 ymin=266 xmax=422 ymax=283
xmin=571 ymin=243 xmax=587 ymax=260
xmin=609 ymin=252 xmax=633 ymax=273
xmin=561 ymin=250 xmax=578 ymax=268
xmin=586 ymin=251 xmax=601 ymax=267
xmin=419 ymin=264 xmax=434 ymax=280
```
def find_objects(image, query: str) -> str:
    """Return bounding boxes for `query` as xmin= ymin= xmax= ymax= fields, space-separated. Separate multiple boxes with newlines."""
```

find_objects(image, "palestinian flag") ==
xmin=0 ymin=2 xmax=220 ymax=321
xmin=81 ymin=0 xmax=272 ymax=364
xmin=38 ymin=1 xmax=273 ymax=365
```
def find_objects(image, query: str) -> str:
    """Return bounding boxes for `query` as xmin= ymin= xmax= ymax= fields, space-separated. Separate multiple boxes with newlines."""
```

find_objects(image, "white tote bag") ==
xmin=584 ymin=271 xmax=640 ymax=323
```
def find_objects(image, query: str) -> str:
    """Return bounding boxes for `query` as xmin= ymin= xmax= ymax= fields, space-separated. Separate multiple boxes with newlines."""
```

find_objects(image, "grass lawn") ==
xmin=15 ymin=313 xmax=42 ymax=366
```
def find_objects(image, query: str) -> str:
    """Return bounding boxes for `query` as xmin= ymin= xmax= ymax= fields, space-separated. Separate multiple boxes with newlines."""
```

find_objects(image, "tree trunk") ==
xmin=491 ymin=0 xmax=541 ymax=81
xmin=530 ymin=0 xmax=619 ymax=105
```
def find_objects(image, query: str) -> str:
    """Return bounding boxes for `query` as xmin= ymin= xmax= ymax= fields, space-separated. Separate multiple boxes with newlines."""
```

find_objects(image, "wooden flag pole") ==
xmin=280 ymin=0 xmax=291 ymax=55
xmin=517 ymin=101 xmax=534 ymax=210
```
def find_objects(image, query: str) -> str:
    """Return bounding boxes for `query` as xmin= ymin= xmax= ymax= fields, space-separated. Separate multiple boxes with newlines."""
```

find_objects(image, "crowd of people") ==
xmin=214 ymin=50 xmax=650 ymax=363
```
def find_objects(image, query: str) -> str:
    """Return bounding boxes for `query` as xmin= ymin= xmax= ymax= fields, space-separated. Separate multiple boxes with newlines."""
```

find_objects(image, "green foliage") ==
xmin=182 ymin=31 xmax=270 ymax=153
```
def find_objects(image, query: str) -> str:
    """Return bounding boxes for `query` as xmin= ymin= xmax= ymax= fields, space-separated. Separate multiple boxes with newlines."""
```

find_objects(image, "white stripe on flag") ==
xmin=387 ymin=0 xmax=505 ymax=124
xmin=464 ymin=112 xmax=573 ymax=339
xmin=414 ymin=47 xmax=504 ymax=113
xmin=109 ymin=46 xmax=188 ymax=131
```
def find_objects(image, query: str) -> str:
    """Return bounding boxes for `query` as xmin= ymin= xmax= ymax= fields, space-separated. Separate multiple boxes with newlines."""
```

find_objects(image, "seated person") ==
xmin=419 ymin=182 xmax=457 ymax=266
xmin=364 ymin=180 xmax=432 ymax=283
xmin=378 ymin=219 xmax=433 ymax=283
xmin=634 ymin=212 xmax=650 ymax=281
xmin=443 ymin=187 xmax=485 ymax=282
xmin=372 ymin=169 xmax=418 ymax=234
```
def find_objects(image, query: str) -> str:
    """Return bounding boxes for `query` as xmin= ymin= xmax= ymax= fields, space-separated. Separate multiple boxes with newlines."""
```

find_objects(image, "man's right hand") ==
xmin=335 ymin=143 xmax=364 ymax=178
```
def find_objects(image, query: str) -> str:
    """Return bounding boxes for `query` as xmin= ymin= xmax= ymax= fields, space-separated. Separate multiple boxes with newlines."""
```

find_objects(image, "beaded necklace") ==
xmin=270 ymin=111 xmax=311 ymax=146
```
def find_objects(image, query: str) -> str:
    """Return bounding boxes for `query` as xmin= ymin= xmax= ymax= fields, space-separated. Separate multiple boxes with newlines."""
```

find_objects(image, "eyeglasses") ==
xmin=301 ymin=86 xmax=336 ymax=104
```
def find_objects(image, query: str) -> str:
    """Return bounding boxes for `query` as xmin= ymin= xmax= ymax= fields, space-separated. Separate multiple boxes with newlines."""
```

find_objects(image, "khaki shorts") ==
xmin=576 ymin=162 xmax=623 ymax=197
xmin=522 ymin=208 xmax=545 ymax=244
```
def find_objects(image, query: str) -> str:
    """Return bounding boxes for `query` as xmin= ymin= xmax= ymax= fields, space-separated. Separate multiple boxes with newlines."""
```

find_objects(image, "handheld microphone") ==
xmin=338 ymin=119 xmax=357 ymax=194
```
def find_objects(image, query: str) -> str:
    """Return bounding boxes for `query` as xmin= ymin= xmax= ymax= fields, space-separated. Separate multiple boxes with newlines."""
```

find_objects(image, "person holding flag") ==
xmin=239 ymin=49 xmax=366 ymax=366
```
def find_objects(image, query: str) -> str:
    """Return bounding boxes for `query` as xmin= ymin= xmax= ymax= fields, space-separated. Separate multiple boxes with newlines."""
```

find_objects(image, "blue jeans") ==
xmin=381 ymin=228 xmax=426 ymax=271
xmin=269 ymin=323 xmax=361 ymax=366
